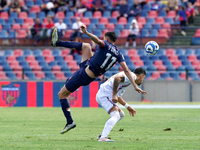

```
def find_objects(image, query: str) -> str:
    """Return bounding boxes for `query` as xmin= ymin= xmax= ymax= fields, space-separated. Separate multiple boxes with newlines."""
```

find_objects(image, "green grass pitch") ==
xmin=0 ymin=107 xmax=200 ymax=150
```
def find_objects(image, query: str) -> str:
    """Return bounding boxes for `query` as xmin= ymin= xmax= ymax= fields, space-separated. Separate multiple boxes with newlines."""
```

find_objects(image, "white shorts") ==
xmin=96 ymin=88 xmax=118 ymax=114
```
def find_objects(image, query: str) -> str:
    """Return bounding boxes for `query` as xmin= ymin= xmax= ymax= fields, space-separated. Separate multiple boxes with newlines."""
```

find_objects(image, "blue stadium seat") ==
xmin=3 ymin=65 xmax=12 ymax=72
xmin=0 ymin=30 xmax=8 ymax=38
xmin=141 ymin=29 xmax=149 ymax=37
xmin=165 ymin=17 xmax=174 ymax=24
xmin=140 ymin=55 xmax=150 ymax=61
xmin=94 ymin=29 xmax=102 ymax=37
xmin=140 ymin=11 xmax=148 ymax=17
xmin=2 ymin=24 xmax=11 ymax=30
xmin=128 ymin=17 xmax=135 ymax=23
xmin=23 ymin=49 xmax=32 ymax=56
xmin=66 ymin=11 xmax=74 ymax=18
xmin=28 ymin=12 xmax=36 ymax=19
xmin=143 ymin=60 xmax=153 ymax=66
xmin=156 ymin=49 xmax=165 ymax=56
xmin=170 ymin=72 xmax=181 ymax=80
xmin=54 ymin=55 xmax=64 ymax=61
xmin=26 ymin=72 xmax=37 ymax=80
xmin=176 ymin=49 xmax=185 ymax=56
xmin=114 ymin=29 xmax=121 ymax=37
xmin=177 ymin=66 xmax=186 ymax=73
xmin=87 ymin=24 xmax=96 ymax=31
xmin=188 ymin=72 xmax=199 ymax=80
xmin=115 ymin=24 xmax=124 ymax=31
xmin=146 ymin=18 xmax=155 ymax=24
xmin=143 ymin=4 xmax=151 ymax=12
xmin=52 ymin=49 xmax=61 ymax=56
xmin=120 ymin=49 xmax=127 ymax=55
xmin=38 ymin=12 xmax=45 ymax=20
xmin=147 ymin=65 xmax=156 ymax=71
xmin=145 ymin=72 xmax=151 ymax=78
xmin=63 ymin=17 xmax=71 ymax=26
xmin=16 ymin=56 xmax=26 ymax=62
xmin=0 ymin=56 xmax=6 ymax=62
xmin=185 ymin=65 xmax=195 ymax=71
xmin=35 ymin=56 xmax=45 ymax=62
xmin=91 ymin=18 xmax=99 ymax=24
xmin=178 ymin=55 xmax=187 ymax=62
xmin=166 ymin=64 xmax=175 ymax=71
xmin=109 ymin=18 xmax=117 ymax=24
xmin=84 ymin=11 xmax=93 ymax=18
xmin=195 ymin=49 xmax=200 ymax=55
xmin=35 ymin=0 xmax=43 ymax=6
xmin=61 ymin=65 xmax=70 ymax=71
xmin=153 ymin=24 xmax=161 ymax=30
xmin=45 ymin=72 xmax=56 ymax=79
xmin=182 ymin=61 xmax=191 ymax=66
xmin=39 ymin=61 xmax=48 ymax=67
xmin=47 ymin=11 xmax=55 ymax=16
xmin=103 ymin=11 xmax=111 ymax=18
xmin=138 ymin=49 xmax=146 ymax=56
xmin=22 ymin=65 xmax=32 ymax=71
xmin=58 ymin=61 xmax=68 ymax=66
xmin=0 ymin=61 xmax=9 ymax=66
xmin=10 ymin=12 xmax=18 ymax=19
xmin=42 ymin=66 xmax=51 ymax=71
xmin=63 ymin=71 xmax=73 ymax=78
xmin=19 ymin=61 xmax=29 ymax=67
xmin=0 ymin=18 xmax=5 ymax=25
xmin=15 ymin=18 xmax=24 ymax=25
xmin=149 ymin=29 xmax=158 ymax=37
xmin=33 ymin=49 xmax=42 ymax=56
xmin=8 ymin=31 xmax=15 ymax=38
xmin=159 ymin=55 xmax=168 ymax=61
xmin=149 ymin=55 xmax=159 ymax=61
xmin=125 ymin=23 xmax=131 ymax=29
xmin=6 ymin=72 xmax=17 ymax=79
xmin=161 ymin=72 xmax=170 ymax=78
xmin=158 ymin=10 xmax=167 ymax=17
xmin=7 ymin=18 xmax=14 ymax=25
xmin=49 ymin=61 xmax=58 ymax=67
xmin=25 ymin=1 xmax=34 ymax=7
xmin=185 ymin=49 xmax=194 ymax=55
xmin=4 ymin=49 xmax=13 ymax=56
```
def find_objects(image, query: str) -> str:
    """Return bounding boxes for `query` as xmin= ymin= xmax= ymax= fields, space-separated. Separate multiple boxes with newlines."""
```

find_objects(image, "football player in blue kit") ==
xmin=51 ymin=24 xmax=147 ymax=134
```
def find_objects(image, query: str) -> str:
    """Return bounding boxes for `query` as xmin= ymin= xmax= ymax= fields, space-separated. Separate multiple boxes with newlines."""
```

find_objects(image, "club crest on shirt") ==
xmin=1 ymin=84 xmax=20 ymax=107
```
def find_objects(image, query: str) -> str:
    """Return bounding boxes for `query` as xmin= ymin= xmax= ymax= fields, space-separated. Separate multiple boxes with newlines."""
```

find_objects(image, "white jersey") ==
xmin=100 ymin=71 xmax=137 ymax=98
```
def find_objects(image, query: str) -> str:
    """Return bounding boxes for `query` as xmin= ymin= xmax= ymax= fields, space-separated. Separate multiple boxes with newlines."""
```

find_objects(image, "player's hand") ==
xmin=134 ymin=86 xmax=147 ymax=95
xmin=127 ymin=106 xmax=136 ymax=117
xmin=80 ymin=24 xmax=87 ymax=34
xmin=112 ymin=95 xmax=118 ymax=103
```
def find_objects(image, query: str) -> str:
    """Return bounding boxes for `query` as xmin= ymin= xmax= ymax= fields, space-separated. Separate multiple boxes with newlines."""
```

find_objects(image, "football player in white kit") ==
xmin=96 ymin=68 xmax=147 ymax=142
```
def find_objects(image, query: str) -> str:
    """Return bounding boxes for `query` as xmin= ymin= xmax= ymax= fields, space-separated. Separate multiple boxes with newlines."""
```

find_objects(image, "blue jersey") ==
xmin=87 ymin=40 xmax=125 ymax=76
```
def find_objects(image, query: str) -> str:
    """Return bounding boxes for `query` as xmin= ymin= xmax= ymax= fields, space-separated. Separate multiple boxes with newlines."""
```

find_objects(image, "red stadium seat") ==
xmin=26 ymin=55 xmax=35 ymax=62
xmin=29 ymin=61 xmax=39 ymax=67
xmin=111 ymin=11 xmax=119 ymax=18
xmin=64 ymin=55 xmax=74 ymax=62
xmin=45 ymin=56 xmax=55 ymax=63
xmin=93 ymin=11 xmax=102 ymax=18
xmin=42 ymin=17 xmax=49 ymax=25
xmin=137 ymin=23 xmax=143 ymax=29
xmin=168 ymin=55 xmax=178 ymax=62
xmin=137 ymin=17 xmax=146 ymax=25
xmin=172 ymin=60 xmax=182 ymax=69
xmin=191 ymin=60 xmax=200 ymax=66
xmin=156 ymin=65 xmax=166 ymax=72
xmin=148 ymin=11 xmax=158 ymax=18
xmin=14 ymin=49 xmax=23 ymax=56
xmin=74 ymin=12 xmax=83 ymax=18
xmin=20 ymin=0 xmax=25 ymax=6
xmin=18 ymin=12 xmax=28 ymax=19
xmin=162 ymin=23 xmax=171 ymax=28
xmin=42 ymin=49 xmax=51 ymax=56
xmin=61 ymin=49 xmax=70 ymax=56
xmin=155 ymin=17 xmax=165 ymax=24
xmin=134 ymin=60 xmax=144 ymax=67
xmin=0 ymin=24 xmax=2 ymax=30
xmin=188 ymin=54 xmax=197 ymax=61
xmin=120 ymin=29 xmax=130 ymax=38
xmin=106 ymin=23 xmax=115 ymax=30
xmin=154 ymin=60 xmax=163 ymax=66
xmin=151 ymin=72 xmax=161 ymax=79
xmin=16 ymin=30 xmax=27 ymax=38
xmin=12 ymin=24 xmax=21 ymax=30
xmin=9 ymin=61 xmax=20 ymax=68
xmin=11 ymin=65 xmax=22 ymax=71
xmin=63 ymin=30 xmax=73 ymax=38
xmin=118 ymin=17 xmax=127 ymax=25
xmin=56 ymin=11 xmax=65 ymax=19
xmin=166 ymin=48 xmax=175 ymax=56
xmin=7 ymin=56 xmax=16 ymax=62
xmin=99 ymin=17 xmax=109 ymax=24
xmin=0 ymin=12 xmax=8 ymax=20
xmin=21 ymin=23 xmax=30 ymax=29
xmin=35 ymin=71 xmax=45 ymax=79
xmin=167 ymin=11 xmax=176 ymax=18
xmin=30 ymin=5 xmax=41 ymax=13
xmin=157 ymin=29 xmax=168 ymax=38
xmin=130 ymin=55 xmax=140 ymax=62
xmin=31 ymin=65 xmax=42 ymax=71
xmin=24 ymin=18 xmax=34 ymax=25
xmin=54 ymin=71 xmax=66 ymax=80
xmin=52 ymin=65 xmax=61 ymax=73
xmin=0 ymin=72 xmax=8 ymax=80
xmin=128 ymin=49 xmax=137 ymax=56
xmin=194 ymin=32 xmax=200 ymax=37
xmin=81 ymin=17 xmax=91 ymax=26
xmin=67 ymin=60 xmax=77 ymax=67
xmin=0 ymin=65 xmax=2 ymax=70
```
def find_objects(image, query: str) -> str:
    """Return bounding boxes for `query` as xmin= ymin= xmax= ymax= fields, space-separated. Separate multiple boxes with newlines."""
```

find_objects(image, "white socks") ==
xmin=101 ymin=111 xmax=120 ymax=138
xmin=118 ymin=110 xmax=125 ymax=122
xmin=133 ymin=41 xmax=136 ymax=47
xmin=125 ymin=41 xmax=129 ymax=47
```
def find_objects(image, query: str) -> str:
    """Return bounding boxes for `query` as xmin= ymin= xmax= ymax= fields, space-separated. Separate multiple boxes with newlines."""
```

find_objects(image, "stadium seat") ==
xmin=188 ymin=54 xmax=197 ymax=62
xmin=141 ymin=29 xmax=149 ymax=37
xmin=81 ymin=17 xmax=90 ymax=26
xmin=128 ymin=49 xmax=137 ymax=56
xmin=14 ymin=49 xmax=23 ymax=56
xmin=0 ymin=12 xmax=8 ymax=20
xmin=63 ymin=30 xmax=73 ymax=38
xmin=10 ymin=12 xmax=18 ymax=19
xmin=185 ymin=49 xmax=194 ymax=55
xmin=35 ymin=71 xmax=45 ymax=79
xmin=143 ymin=24 xmax=152 ymax=30
xmin=161 ymin=72 xmax=170 ymax=79
xmin=91 ymin=18 xmax=99 ymax=24
xmin=66 ymin=11 xmax=74 ymax=18
xmin=140 ymin=11 xmax=148 ymax=17
xmin=155 ymin=17 xmax=165 ymax=24
xmin=151 ymin=72 xmax=161 ymax=79
xmin=165 ymin=17 xmax=174 ymax=24
xmin=26 ymin=55 xmax=36 ymax=62
xmin=172 ymin=60 xmax=182 ymax=69
xmin=0 ymin=30 xmax=8 ymax=38
xmin=45 ymin=56 xmax=55 ymax=63
xmin=109 ymin=18 xmax=118 ymax=24
xmin=176 ymin=49 xmax=185 ymax=56
xmin=148 ymin=11 xmax=158 ymax=18
xmin=7 ymin=18 xmax=14 ymax=24
xmin=84 ymin=11 xmax=93 ymax=18
xmin=56 ymin=11 xmax=65 ymax=19
xmin=87 ymin=24 xmax=96 ymax=32
xmin=157 ymin=29 xmax=168 ymax=38
xmin=165 ymin=49 xmax=175 ymax=56
xmin=106 ymin=23 xmax=115 ymax=30
xmin=44 ymin=72 xmax=56 ymax=79
xmin=0 ymin=19 xmax=5 ymax=25
xmin=93 ymin=11 xmax=102 ymax=18
xmin=170 ymin=72 xmax=181 ymax=80
xmin=12 ymin=24 xmax=21 ymax=30
xmin=146 ymin=18 xmax=155 ymax=24
xmin=167 ymin=11 xmax=176 ymax=18
xmin=15 ymin=18 xmax=24 ymax=25
xmin=0 ymin=72 xmax=8 ymax=79
xmin=168 ymin=55 xmax=179 ymax=62
xmin=158 ymin=10 xmax=167 ymax=17
xmin=118 ymin=17 xmax=127 ymax=25
xmin=111 ymin=11 xmax=119 ymax=18
xmin=97 ymin=24 xmax=105 ymax=31
xmin=18 ymin=12 xmax=28 ymax=19
xmin=93 ymin=29 xmax=102 ymax=37
xmin=61 ymin=49 xmax=70 ymax=56
xmin=153 ymin=24 xmax=161 ymax=30
xmin=137 ymin=17 xmax=146 ymax=25
xmin=103 ymin=11 xmax=111 ymax=18
xmin=99 ymin=17 xmax=109 ymax=24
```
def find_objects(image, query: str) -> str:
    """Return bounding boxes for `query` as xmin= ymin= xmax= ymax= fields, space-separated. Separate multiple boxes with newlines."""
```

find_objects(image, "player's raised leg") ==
xmin=58 ymin=85 xmax=76 ymax=134
xmin=51 ymin=28 xmax=93 ymax=63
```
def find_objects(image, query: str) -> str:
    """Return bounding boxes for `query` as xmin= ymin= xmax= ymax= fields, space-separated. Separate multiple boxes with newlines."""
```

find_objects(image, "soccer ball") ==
xmin=145 ymin=41 xmax=159 ymax=55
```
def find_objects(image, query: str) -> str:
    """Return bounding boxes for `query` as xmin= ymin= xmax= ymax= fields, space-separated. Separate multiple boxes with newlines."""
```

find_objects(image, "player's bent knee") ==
xmin=119 ymin=110 xmax=125 ymax=118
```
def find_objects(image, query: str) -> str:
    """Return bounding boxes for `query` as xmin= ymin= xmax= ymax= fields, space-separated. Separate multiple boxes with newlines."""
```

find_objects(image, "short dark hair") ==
xmin=105 ymin=32 xmax=117 ymax=42
xmin=134 ymin=68 xmax=146 ymax=75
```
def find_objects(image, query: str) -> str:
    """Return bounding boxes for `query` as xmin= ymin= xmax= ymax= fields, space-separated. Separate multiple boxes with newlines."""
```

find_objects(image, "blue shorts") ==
xmin=65 ymin=60 xmax=96 ymax=93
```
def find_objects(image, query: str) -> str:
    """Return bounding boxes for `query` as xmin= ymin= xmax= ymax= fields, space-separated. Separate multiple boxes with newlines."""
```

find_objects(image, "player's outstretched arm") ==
xmin=80 ymin=24 xmax=104 ymax=46
xmin=120 ymin=62 xmax=147 ymax=94
xmin=118 ymin=97 xmax=136 ymax=116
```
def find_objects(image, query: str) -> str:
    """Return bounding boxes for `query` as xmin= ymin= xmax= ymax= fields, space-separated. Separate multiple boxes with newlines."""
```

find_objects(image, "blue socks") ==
xmin=56 ymin=41 xmax=82 ymax=51
xmin=60 ymin=99 xmax=73 ymax=124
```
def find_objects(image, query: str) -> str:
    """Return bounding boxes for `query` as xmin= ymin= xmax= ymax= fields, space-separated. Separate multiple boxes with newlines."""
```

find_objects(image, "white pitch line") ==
xmin=120 ymin=105 xmax=200 ymax=109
